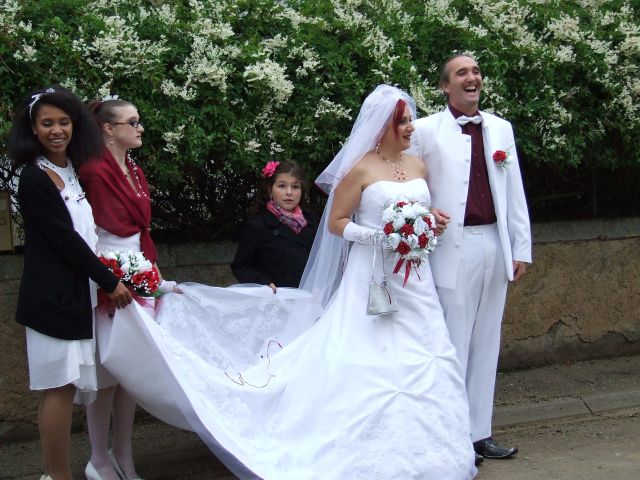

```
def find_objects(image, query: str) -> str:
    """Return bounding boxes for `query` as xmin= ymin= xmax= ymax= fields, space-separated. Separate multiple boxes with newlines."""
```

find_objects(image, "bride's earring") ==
xmin=375 ymin=141 xmax=381 ymax=154
xmin=109 ymin=136 xmax=114 ymax=145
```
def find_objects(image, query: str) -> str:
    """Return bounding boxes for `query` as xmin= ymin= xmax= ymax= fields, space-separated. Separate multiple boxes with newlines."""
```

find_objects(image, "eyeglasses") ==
xmin=112 ymin=120 xmax=143 ymax=128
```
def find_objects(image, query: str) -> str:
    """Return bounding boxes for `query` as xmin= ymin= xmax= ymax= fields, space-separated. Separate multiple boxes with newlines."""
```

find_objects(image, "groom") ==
xmin=414 ymin=54 xmax=532 ymax=461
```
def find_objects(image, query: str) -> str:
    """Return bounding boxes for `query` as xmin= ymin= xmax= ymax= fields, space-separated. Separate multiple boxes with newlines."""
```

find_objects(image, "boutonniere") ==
xmin=492 ymin=147 xmax=514 ymax=169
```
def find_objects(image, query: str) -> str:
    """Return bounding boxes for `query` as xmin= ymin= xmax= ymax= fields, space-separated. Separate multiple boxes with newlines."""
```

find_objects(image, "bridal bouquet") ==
xmin=98 ymin=250 xmax=160 ymax=297
xmin=381 ymin=199 xmax=438 ymax=285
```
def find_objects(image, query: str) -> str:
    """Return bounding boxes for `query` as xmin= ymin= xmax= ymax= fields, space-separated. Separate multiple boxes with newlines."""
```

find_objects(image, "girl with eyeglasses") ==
xmin=78 ymin=97 xmax=176 ymax=480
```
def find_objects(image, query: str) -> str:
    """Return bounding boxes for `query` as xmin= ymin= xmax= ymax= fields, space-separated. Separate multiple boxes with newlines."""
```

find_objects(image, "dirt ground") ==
xmin=3 ymin=408 xmax=640 ymax=479
xmin=477 ymin=408 xmax=640 ymax=480
xmin=3 ymin=355 xmax=640 ymax=479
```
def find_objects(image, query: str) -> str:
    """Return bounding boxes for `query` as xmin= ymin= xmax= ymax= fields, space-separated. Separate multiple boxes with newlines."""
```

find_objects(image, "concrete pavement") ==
xmin=2 ymin=354 xmax=640 ymax=479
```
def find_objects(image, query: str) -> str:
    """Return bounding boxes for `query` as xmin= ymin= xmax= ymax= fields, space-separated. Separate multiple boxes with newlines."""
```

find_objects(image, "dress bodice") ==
xmin=95 ymin=226 xmax=141 ymax=253
xmin=355 ymin=178 xmax=431 ymax=229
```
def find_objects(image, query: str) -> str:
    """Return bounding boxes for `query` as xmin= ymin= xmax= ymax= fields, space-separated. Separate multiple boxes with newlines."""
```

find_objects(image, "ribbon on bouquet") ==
xmin=392 ymin=258 xmax=422 ymax=287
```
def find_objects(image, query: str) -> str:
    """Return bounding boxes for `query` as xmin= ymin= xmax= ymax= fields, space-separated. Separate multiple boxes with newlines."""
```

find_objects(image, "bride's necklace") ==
xmin=377 ymin=150 xmax=407 ymax=181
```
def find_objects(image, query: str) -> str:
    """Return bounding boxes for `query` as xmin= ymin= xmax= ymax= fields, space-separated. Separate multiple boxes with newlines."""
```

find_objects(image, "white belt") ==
xmin=463 ymin=223 xmax=497 ymax=234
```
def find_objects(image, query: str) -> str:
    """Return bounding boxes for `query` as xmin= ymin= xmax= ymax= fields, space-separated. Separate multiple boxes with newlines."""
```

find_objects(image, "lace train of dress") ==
xmin=101 ymin=179 xmax=477 ymax=479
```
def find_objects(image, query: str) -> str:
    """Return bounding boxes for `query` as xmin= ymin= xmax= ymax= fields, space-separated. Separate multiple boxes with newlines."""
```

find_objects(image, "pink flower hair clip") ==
xmin=261 ymin=161 xmax=280 ymax=178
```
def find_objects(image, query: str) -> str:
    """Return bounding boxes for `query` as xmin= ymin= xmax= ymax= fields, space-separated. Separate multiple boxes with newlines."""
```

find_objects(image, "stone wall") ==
xmin=1 ymin=218 xmax=639 ymax=436
xmin=501 ymin=218 xmax=640 ymax=369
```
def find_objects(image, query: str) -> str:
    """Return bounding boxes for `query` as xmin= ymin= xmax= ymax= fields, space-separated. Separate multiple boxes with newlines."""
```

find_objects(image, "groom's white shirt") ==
xmin=414 ymin=107 xmax=532 ymax=289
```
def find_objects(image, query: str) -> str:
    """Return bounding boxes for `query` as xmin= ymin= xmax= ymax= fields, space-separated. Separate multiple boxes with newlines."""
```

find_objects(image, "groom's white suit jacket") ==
xmin=414 ymin=108 xmax=532 ymax=290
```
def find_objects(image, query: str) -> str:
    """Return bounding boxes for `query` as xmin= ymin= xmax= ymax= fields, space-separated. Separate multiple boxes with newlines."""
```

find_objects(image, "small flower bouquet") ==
xmin=98 ymin=250 xmax=160 ymax=297
xmin=381 ymin=200 xmax=438 ymax=286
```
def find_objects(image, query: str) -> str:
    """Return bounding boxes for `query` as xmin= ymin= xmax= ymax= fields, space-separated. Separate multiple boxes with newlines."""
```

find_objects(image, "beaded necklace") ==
xmin=378 ymin=151 xmax=407 ymax=181
xmin=123 ymin=152 xmax=149 ymax=200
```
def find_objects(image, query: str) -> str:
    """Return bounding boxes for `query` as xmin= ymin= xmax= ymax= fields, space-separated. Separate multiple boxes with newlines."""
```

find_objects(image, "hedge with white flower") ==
xmin=1 ymin=0 xmax=638 ymax=237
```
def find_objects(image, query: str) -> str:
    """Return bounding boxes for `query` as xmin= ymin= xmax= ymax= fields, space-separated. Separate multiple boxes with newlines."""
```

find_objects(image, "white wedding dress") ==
xmin=101 ymin=178 xmax=477 ymax=479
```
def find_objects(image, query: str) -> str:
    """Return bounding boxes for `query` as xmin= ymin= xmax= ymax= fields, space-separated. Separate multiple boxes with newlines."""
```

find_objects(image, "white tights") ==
xmin=86 ymin=385 xmax=139 ymax=480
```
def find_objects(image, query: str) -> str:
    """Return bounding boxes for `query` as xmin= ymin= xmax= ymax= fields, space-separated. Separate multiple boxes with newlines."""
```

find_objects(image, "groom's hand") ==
xmin=431 ymin=207 xmax=450 ymax=236
xmin=513 ymin=261 xmax=528 ymax=282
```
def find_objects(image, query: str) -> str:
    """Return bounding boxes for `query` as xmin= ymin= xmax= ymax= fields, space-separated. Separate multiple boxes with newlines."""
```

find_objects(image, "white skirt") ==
xmin=26 ymin=318 xmax=98 ymax=405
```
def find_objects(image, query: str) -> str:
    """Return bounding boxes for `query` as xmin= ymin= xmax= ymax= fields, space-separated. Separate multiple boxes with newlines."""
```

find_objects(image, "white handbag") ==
xmin=366 ymin=245 xmax=398 ymax=315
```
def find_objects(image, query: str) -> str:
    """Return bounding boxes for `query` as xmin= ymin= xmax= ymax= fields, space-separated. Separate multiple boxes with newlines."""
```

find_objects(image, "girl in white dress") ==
xmin=79 ymin=97 xmax=177 ymax=480
xmin=7 ymin=87 xmax=131 ymax=480
xmin=99 ymin=85 xmax=478 ymax=479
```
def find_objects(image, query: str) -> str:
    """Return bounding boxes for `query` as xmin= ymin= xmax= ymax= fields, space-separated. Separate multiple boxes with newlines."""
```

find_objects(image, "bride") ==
xmin=101 ymin=85 xmax=477 ymax=479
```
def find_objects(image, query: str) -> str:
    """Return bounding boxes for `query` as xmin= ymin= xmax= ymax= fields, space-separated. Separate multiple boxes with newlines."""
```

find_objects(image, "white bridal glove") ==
xmin=342 ymin=222 xmax=383 ymax=245
xmin=158 ymin=279 xmax=177 ymax=294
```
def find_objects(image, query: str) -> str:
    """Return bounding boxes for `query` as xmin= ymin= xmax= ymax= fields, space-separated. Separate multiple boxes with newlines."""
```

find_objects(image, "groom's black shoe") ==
xmin=473 ymin=438 xmax=518 ymax=459
xmin=474 ymin=453 xmax=484 ymax=466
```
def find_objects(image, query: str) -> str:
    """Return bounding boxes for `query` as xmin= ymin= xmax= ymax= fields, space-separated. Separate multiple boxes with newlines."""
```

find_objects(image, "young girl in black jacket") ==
xmin=232 ymin=160 xmax=318 ymax=293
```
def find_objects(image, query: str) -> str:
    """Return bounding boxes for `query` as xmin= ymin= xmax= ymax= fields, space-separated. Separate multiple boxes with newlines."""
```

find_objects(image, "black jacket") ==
xmin=231 ymin=209 xmax=318 ymax=288
xmin=15 ymin=162 xmax=119 ymax=340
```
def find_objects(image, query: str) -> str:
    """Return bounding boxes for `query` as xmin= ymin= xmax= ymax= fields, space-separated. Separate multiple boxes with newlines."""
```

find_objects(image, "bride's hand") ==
xmin=268 ymin=283 xmax=277 ymax=294
xmin=158 ymin=279 xmax=180 ymax=294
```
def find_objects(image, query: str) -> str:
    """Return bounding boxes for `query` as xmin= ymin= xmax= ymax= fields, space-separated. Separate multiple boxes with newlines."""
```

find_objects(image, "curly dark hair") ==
xmin=7 ymin=86 xmax=103 ymax=169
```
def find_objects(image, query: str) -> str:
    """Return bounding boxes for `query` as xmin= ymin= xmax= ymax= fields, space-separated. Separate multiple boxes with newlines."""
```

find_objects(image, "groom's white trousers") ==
xmin=436 ymin=223 xmax=508 ymax=443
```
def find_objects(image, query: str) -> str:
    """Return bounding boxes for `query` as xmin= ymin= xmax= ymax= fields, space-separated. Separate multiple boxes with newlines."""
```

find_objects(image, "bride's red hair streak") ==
xmin=391 ymin=99 xmax=407 ymax=139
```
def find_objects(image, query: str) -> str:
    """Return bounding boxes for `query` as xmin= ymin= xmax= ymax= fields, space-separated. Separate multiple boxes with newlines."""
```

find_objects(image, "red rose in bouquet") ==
xmin=396 ymin=241 xmax=411 ymax=255
xmin=400 ymin=223 xmax=415 ymax=236
xmin=418 ymin=233 xmax=428 ymax=248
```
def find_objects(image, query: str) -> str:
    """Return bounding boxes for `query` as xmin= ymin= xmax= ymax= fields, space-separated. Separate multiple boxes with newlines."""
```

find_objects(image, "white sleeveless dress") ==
xmin=25 ymin=157 xmax=99 ymax=405
xmin=92 ymin=227 xmax=143 ymax=388
xmin=100 ymin=178 xmax=477 ymax=479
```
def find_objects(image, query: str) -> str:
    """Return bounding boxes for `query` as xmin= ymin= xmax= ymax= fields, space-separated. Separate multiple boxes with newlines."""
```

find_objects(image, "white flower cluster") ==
xmin=547 ymin=13 xmax=583 ymax=43
xmin=314 ymin=98 xmax=352 ymax=120
xmin=243 ymin=59 xmax=294 ymax=104
xmin=72 ymin=13 xmax=169 ymax=75
xmin=409 ymin=81 xmax=442 ymax=116
xmin=478 ymin=77 xmax=509 ymax=116
xmin=176 ymin=36 xmax=235 ymax=93
xmin=422 ymin=0 xmax=473 ymax=33
xmin=472 ymin=0 xmax=542 ymax=52
xmin=289 ymin=45 xmax=321 ymax=78
xmin=244 ymin=140 xmax=261 ymax=153
xmin=274 ymin=5 xmax=318 ymax=30
xmin=0 ymin=0 xmax=31 ymax=36
xmin=99 ymin=250 xmax=153 ymax=277
xmin=331 ymin=0 xmax=407 ymax=76
xmin=163 ymin=125 xmax=186 ymax=155
xmin=554 ymin=45 xmax=576 ymax=63
xmin=13 ymin=41 xmax=37 ymax=62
